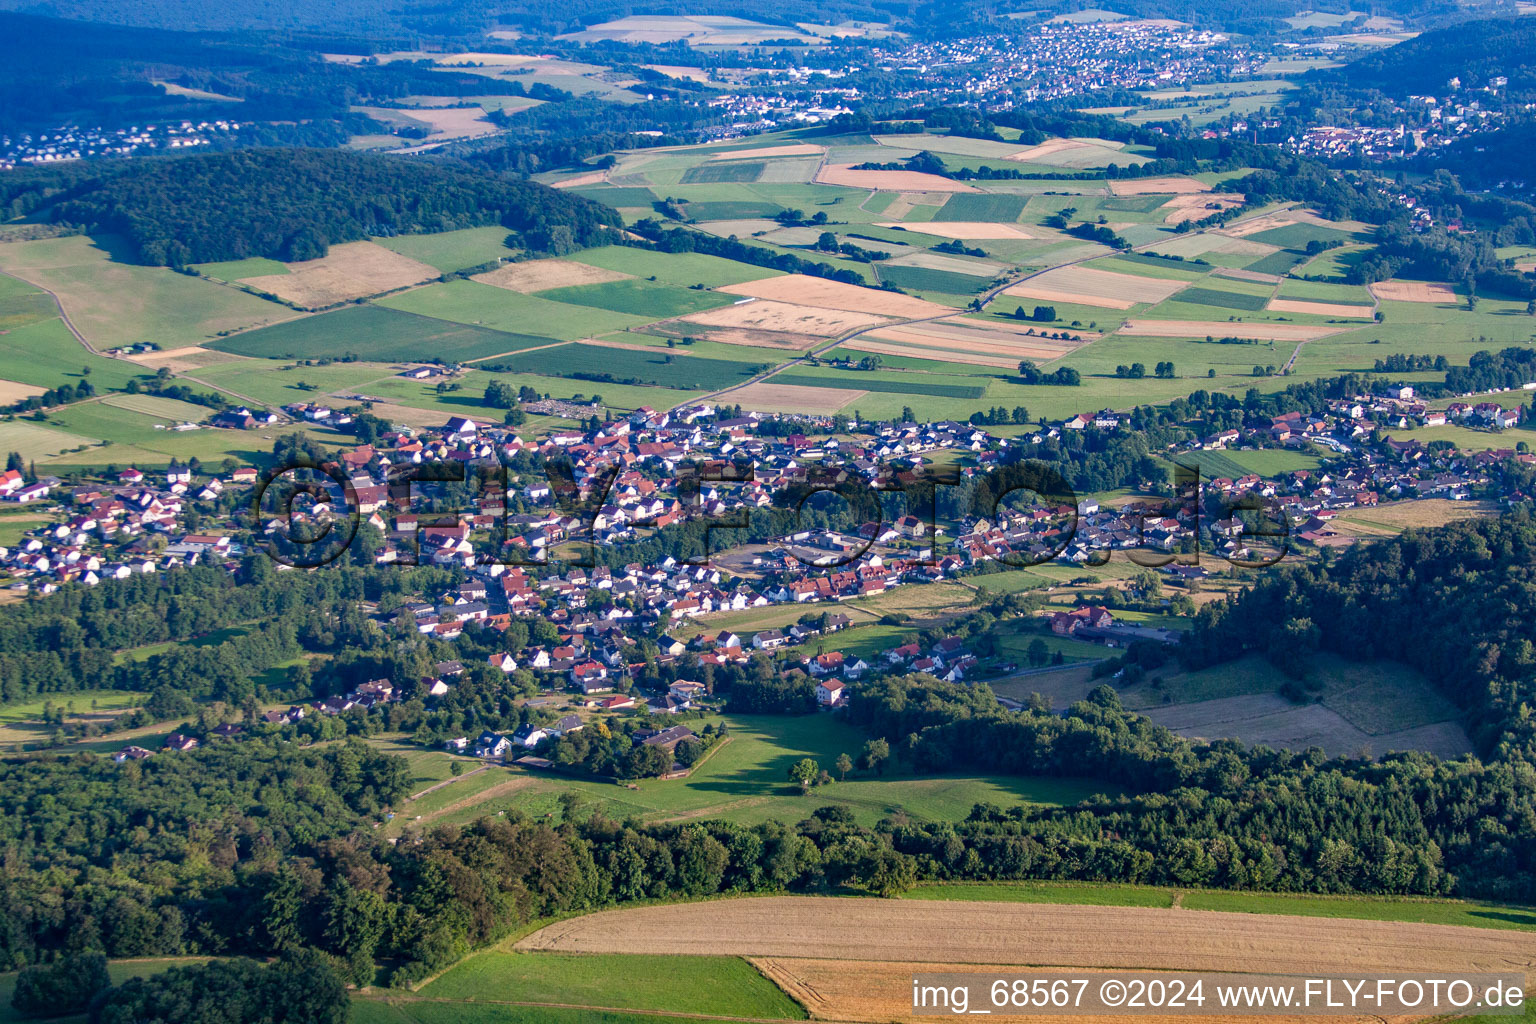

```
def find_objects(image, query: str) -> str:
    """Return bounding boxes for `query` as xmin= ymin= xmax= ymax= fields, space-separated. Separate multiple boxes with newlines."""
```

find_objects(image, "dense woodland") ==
xmin=0 ymin=149 xmax=620 ymax=265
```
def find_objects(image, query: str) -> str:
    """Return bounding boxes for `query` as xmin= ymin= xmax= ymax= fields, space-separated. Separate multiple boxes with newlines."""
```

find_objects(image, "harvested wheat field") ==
xmin=1371 ymin=280 xmax=1458 ymax=303
xmin=127 ymin=345 xmax=243 ymax=372
xmin=753 ymin=957 xmax=1458 ymax=1024
xmin=879 ymin=220 xmax=1036 ymax=240
xmin=550 ymin=171 xmax=608 ymax=189
xmin=1118 ymin=319 xmax=1346 ymax=341
xmin=859 ymin=317 xmax=1091 ymax=361
xmin=517 ymin=896 xmax=1536 ymax=975
xmin=1005 ymin=265 xmax=1189 ymax=306
xmin=474 ymin=259 xmax=631 ymax=293
xmin=675 ymin=327 xmax=824 ymax=350
xmin=815 ymin=163 xmax=978 ymax=192
xmin=1109 ymin=176 xmax=1210 ymax=195
xmin=0 ymin=380 xmax=45 ymax=404
xmin=1005 ymin=138 xmax=1109 ymax=163
xmin=719 ymin=275 xmax=954 ymax=318
xmin=1267 ymin=298 xmax=1374 ymax=318
xmin=878 ymin=193 xmax=949 ymax=220
xmin=709 ymin=143 xmax=824 ymax=160
xmin=1159 ymin=193 xmax=1244 ymax=223
xmin=723 ymin=381 xmax=866 ymax=414
xmin=238 ymin=242 xmax=439 ymax=309
xmin=678 ymin=298 xmax=891 ymax=338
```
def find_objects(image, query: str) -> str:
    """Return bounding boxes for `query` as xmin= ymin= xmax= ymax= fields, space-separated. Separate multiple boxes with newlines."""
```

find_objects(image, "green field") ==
xmin=1179 ymin=891 xmax=1536 ymax=931
xmin=537 ymin=279 xmax=736 ymax=319
xmin=0 ymin=235 xmax=301 ymax=350
xmin=1172 ymin=286 xmax=1271 ymax=311
xmin=374 ymin=227 xmax=518 ymax=273
xmin=932 ymin=193 xmax=1029 ymax=222
xmin=496 ymin=344 xmax=765 ymax=389
xmin=905 ymin=881 xmax=1176 ymax=907
xmin=352 ymin=1003 xmax=734 ymax=1024
xmin=1246 ymin=223 xmax=1359 ymax=249
xmin=681 ymin=161 xmax=765 ymax=184
xmin=376 ymin=280 xmax=649 ymax=341
xmin=570 ymin=246 xmax=781 ymax=288
xmin=1243 ymin=249 xmax=1307 ymax=276
xmin=209 ymin=304 xmax=559 ymax=362
xmin=773 ymin=370 xmax=985 ymax=400
xmin=876 ymin=263 xmax=993 ymax=295
xmin=418 ymin=953 xmax=804 ymax=1018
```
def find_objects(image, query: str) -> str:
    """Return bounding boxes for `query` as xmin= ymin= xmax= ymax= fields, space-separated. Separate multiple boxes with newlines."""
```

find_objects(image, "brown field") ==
xmin=0 ymin=380 xmax=45 ymax=403
xmin=719 ymin=275 xmax=955 ymax=317
xmin=644 ymin=64 xmax=714 ymax=84
xmin=127 ymin=345 xmax=244 ymax=372
xmin=754 ymin=958 xmax=1449 ymax=1024
xmin=709 ymin=143 xmax=824 ymax=160
xmin=516 ymin=895 xmax=1536 ymax=973
xmin=1005 ymin=284 xmax=1136 ymax=309
xmin=1006 ymin=265 xmax=1189 ymax=305
xmin=678 ymin=298 xmax=892 ymax=337
xmin=815 ymin=163 xmax=979 ymax=192
xmin=1109 ymin=176 xmax=1211 ymax=195
xmin=1217 ymin=211 xmax=1307 ymax=238
xmin=550 ymin=171 xmax=607 ymax=189
xmin=474 ymin=259 xmax=630 ymax=293
xmin=238 ymin=242 xmax=440 ymax=309
xmin=352 ymin=105 xmax=499 ymax=143
xmin=856 ymin=316 xmax=1094 ymax=363
xmin=1267 ymin=297 xmax=1374 ymax=318
xmin=1117 ymin=319 xmax=1346 ymax=341
xmin=1332 ymin=497 xmax=1501 ymax=531
xmin=724 ymin=381 xmax=866 ymax=413
xmin=1005 ymin=138 xmax=1101 ymax=163
xmin=1371 ymin=280 xmax=1458 ymax=303
xmin=879 ymin=220 xmax=1036 ymax=239
xmin=1159 ymin=193 xmax=1244 ymax=223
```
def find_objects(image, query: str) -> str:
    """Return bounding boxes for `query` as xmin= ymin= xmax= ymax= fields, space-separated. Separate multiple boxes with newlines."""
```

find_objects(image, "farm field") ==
xmin=235 ymin=242 xmax=439 ymax=308
xmin=208 ymin=304 xmax=559 ymax=361
xmin=1122 ymin=653 xmax=1474 ymax=759
xmin=412 ymin=952 xmax=804 ymax=1019
xmin=0 ymin=235 xmax=301 ymax=349
xmin=373 ymin=227 xmax=518 ymax=273
xmin=515 ymin=894 xmax=1536 ymax=971
xmin=375 ymin=280 xmax=648 ymax=340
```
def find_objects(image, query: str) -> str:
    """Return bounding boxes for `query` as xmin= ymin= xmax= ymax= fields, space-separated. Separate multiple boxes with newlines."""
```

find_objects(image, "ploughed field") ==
xmin=514 ymin=895 xmax=1536 ymax=1022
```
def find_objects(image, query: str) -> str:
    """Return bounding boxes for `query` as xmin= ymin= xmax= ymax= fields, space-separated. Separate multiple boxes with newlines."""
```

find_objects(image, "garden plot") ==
xmin=237 ymin=242 xmax=439 ymax=308
xmin=473 ymin=259 xmax=631 ymax=293
xmin=1004 ymin=265 xmax=1190 ymax=308
xmin=718 ymin=275 xmax=955 ymax=318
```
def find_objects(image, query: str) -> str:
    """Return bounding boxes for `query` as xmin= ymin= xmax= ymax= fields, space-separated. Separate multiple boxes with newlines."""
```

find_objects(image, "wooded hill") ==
xmin=0 ymin=148 xmax=622 ymax=265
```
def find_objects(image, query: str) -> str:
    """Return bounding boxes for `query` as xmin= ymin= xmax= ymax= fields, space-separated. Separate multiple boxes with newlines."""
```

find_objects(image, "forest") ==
xmin=1 ymin=149 xmax=621 ymax=265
